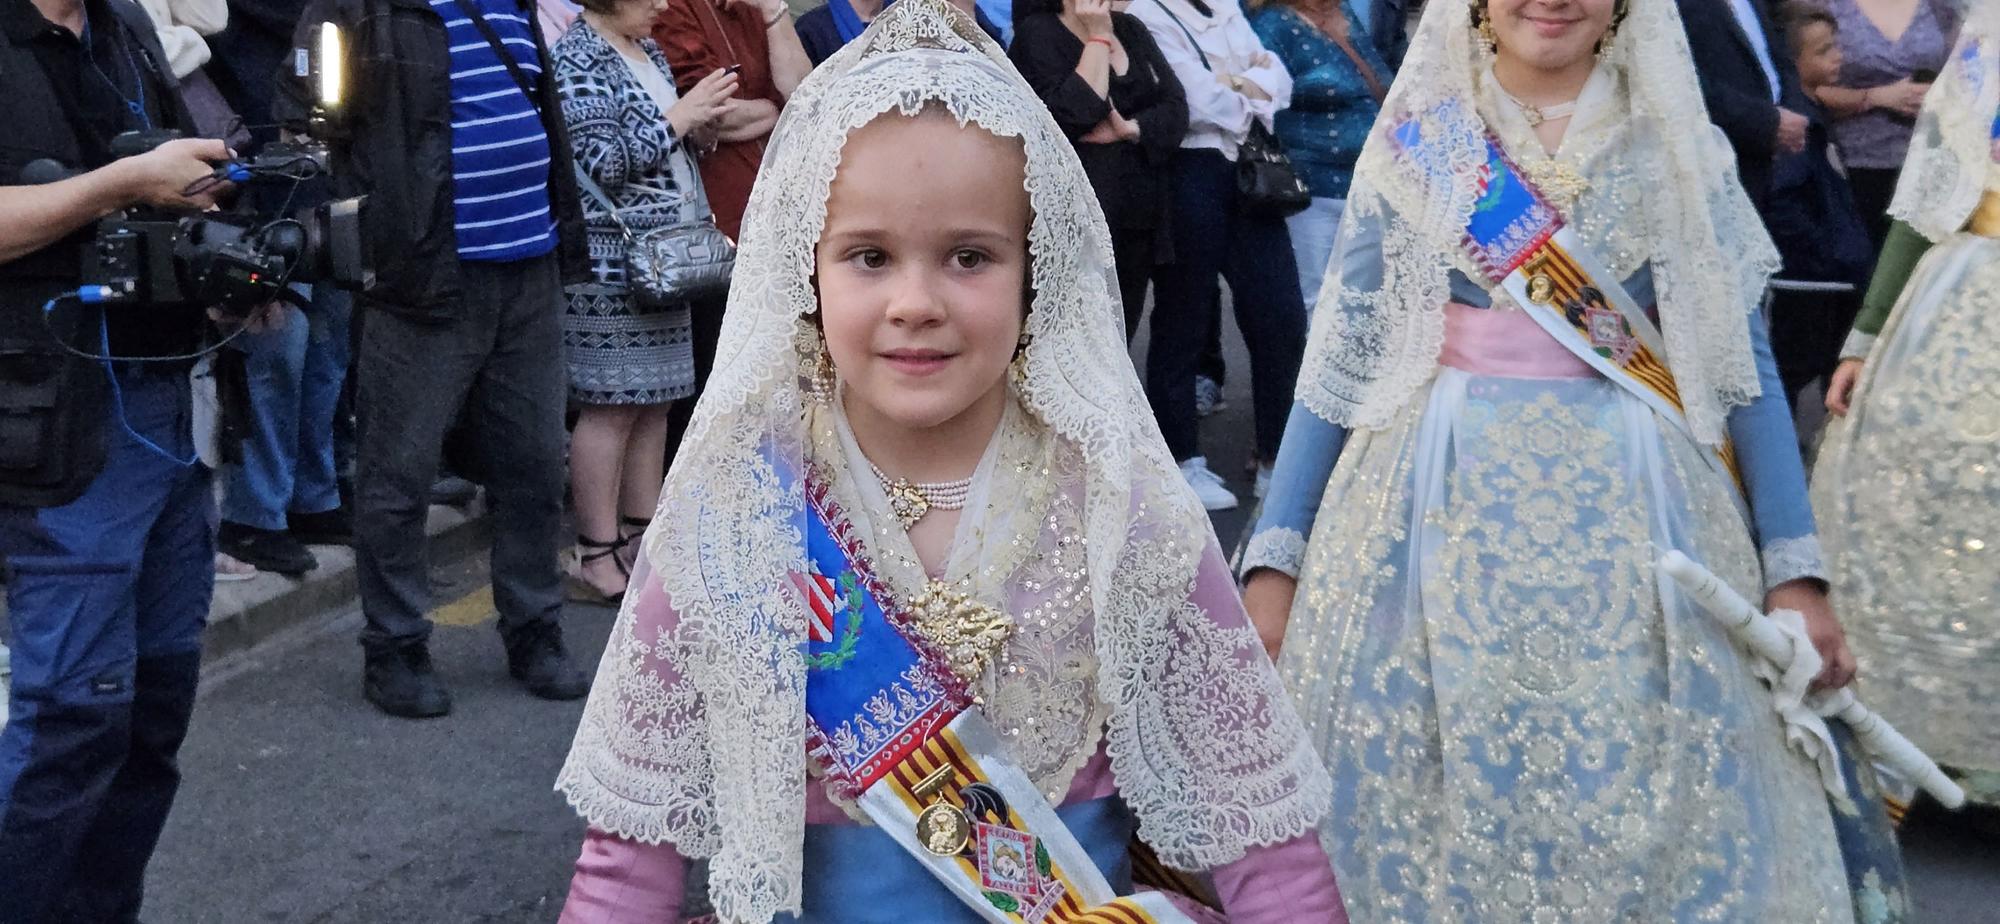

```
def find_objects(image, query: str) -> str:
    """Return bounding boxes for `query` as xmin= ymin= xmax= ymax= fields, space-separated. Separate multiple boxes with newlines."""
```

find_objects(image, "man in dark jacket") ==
xmin=278 ymin=0 xmax=592 ymax=718
xmin=1677 ymin=0 xmax=1814 ymax=208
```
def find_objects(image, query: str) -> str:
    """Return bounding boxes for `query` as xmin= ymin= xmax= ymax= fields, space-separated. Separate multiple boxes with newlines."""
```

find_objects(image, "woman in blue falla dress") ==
xmin=550 ymin=2 xmax=1343 ymax=921
xmin=1239 ymin=0 xmax=1911 ymax=919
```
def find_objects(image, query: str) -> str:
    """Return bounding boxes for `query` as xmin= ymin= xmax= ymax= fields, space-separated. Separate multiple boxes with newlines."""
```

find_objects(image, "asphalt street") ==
xmin=143 ymin=329 xmax=1998 ymax=923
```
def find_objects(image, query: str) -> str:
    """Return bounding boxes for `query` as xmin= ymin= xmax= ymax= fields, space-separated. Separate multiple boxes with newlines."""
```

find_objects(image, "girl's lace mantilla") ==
xmin=1296 ymin=0 xmax=1779 ymax=447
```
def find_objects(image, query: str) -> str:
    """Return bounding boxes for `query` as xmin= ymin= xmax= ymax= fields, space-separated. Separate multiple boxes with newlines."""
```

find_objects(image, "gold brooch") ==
xmin=906 ymin=580 xmax=1014 ymax=684
xmin=883 ymin=478 xmax=931 ymax=530
xmin=1521 ymin=158 xmax=1589 ymax=211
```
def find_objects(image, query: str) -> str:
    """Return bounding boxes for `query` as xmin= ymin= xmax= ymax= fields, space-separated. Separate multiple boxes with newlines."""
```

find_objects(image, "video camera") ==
xmin=74 ymin=23 xmax=363 ymax=317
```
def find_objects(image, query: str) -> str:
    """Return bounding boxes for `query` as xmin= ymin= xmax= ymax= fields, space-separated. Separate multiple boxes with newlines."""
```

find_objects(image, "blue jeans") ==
xmin=1285 ymin=197 xmax=1345 ymax=314
xmin=1147 ymin=149 xmax=1308 ymax=462
xmin=221 ymin=285 xmax=351 ymax=530
xmin=0 ymin=367 xmax=213 ymax=923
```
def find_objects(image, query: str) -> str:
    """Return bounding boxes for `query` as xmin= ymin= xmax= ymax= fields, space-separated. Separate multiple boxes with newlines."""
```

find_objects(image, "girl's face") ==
xmin=1486 ymin=0 xmax=1618 ymax=75
xmin=815 ymin=112 xmax=1033 ymax=436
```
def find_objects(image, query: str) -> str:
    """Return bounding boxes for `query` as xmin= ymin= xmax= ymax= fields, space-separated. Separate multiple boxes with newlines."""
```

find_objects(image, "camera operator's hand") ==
xmin=1 ymin=139 xmax=235 ymax=263
xmin=113 ymin=138 xmax=235 ymax=211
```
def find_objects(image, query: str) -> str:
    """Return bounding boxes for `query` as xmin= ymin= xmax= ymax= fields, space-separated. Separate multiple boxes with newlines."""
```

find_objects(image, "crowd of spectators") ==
xmin=100 ymin=0 xmax=1965 ymax=686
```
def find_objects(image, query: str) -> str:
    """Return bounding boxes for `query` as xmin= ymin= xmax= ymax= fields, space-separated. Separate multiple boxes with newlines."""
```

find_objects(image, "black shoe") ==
xmin=431 ymin=474 xmax=479 ymax=507
xmin=505 ymin=624 xmax=591 ymax=701
xmin=288 ymin=506 xmax=354 ymax=546
xmin=363 ymin=644 xmax=453 ymax=718
xmin=218 ymin=521 xmax=319 ymax=575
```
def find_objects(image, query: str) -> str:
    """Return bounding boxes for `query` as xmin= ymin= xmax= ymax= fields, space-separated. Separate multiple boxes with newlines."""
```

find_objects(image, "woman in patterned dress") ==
xmin=553 ymin=0 xmax=739 ymax=600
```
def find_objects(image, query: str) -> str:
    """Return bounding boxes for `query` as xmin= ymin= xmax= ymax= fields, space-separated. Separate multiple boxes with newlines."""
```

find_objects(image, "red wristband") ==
xmin=1085 ymin=36 xmax=1113 ymax=48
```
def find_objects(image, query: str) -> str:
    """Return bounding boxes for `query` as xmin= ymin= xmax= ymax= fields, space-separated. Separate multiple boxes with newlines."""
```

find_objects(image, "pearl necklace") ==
xmin=870 ymin=461 xmax=973 ymax=529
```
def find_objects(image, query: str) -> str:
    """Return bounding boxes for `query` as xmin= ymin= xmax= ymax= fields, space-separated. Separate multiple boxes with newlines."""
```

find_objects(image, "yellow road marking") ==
xmin=430 ymin=584 xmax=496 ymax=627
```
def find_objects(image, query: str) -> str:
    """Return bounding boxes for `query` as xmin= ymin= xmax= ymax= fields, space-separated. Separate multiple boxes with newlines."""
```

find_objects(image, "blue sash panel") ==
xmin=777 ymin=798 xmax=1138 ymax=924
xmin=798 ymin=475 xmax=965 ymax=800
xmin=1387 ymin=107 xmax=1562 ymax=281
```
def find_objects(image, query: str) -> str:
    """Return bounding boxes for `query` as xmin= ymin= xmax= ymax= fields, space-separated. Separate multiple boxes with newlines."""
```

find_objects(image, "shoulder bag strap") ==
xmin=571 ymin=166 xmax=640 ymax=242
xmin=1313 ymin=11 xmax=1386 ymax=102
xmin=448 ymin=0 xmax=544 ymax=113
xmin=1149 ymin=0 xmax=1210 ymax=72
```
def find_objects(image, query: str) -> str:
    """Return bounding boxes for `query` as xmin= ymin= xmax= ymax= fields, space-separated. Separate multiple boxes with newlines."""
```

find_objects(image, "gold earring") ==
xmin=1477 ymin=16 xmax=1498 ymax=57
xmin=798 ymin=324 xmax=836 ymax=403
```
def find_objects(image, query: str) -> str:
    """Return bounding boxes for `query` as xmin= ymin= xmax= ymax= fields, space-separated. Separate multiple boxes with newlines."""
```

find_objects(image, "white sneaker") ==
xmin=1254 ymin=464 xmax=1273 ymax=499
xmin=1180 ymin=456 xmax=1240 ymax=511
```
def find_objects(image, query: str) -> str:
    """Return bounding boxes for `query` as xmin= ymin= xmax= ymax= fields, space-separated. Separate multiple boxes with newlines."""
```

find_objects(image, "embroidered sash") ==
xmin=1391 ymin=116 xmax=1741 ymax=482
xmin=795 ymin=470 xmax=1195 ymax=924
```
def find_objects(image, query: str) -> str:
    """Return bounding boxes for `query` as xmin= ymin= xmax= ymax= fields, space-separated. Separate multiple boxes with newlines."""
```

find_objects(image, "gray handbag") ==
xmin=573 ymin=167 xmax=736 ymax=308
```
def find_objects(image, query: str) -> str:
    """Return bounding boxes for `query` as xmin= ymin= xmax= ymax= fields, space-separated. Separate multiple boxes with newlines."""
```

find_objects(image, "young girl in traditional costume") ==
xmin=1818 ymin=4 xmax=2000 ymax=810
xmin=551 ymin=2 xmax=1342 ymax=920
xmin=1240 ymin=0 xmax=1908 ymax=919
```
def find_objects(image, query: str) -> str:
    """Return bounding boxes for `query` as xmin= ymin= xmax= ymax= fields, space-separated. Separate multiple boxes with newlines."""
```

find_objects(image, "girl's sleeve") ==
xmin=559 ymin=829 xmax=688 ymax=923
xmin=1210 ymin=833 xmax=1347 ymax=923
xmin=1242 ymin=404 xmax=1348 ymax=578
xmin=1844 ymin=220 xmax=1935 ymax=359
xmin=1727 ymin=308 xmax=1826 ymax=590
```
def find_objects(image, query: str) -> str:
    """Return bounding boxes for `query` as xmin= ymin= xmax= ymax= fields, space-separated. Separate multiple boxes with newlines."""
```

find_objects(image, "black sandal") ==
xmin=616 ymin=516 xmax=651 ymax=571
xmin=564 ymin=534 xmax=627 ymax=605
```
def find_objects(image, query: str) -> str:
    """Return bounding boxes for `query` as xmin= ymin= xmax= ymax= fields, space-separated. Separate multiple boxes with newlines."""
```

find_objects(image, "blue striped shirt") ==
xmin=431 ymin=0 xmax=558 ymax=262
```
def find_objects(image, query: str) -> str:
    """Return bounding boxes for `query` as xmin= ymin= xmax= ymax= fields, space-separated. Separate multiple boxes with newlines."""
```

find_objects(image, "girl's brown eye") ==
xmin=859 ymin=250 xmax=887 ymax=269
xmin=955 ymin=250 xmax=988 ymax=269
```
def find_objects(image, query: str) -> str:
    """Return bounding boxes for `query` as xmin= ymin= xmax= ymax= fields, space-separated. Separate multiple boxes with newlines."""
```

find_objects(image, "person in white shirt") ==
xmin=1129 ymin=0 xmax=1306 ymax=510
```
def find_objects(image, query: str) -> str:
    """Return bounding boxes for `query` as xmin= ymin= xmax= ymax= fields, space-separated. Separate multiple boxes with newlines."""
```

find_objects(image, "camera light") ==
xmin=317 ymin=23 xmax=344 ymax=110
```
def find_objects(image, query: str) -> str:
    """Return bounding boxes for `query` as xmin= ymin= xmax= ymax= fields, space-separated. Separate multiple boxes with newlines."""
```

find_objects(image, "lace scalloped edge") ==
xmin=1761 ymin=535 xmax=1828 ymax=590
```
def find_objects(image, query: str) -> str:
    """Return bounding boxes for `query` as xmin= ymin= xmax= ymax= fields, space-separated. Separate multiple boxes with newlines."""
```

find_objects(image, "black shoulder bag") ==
xmin=1149 ymin=0 xmax=1310 ymax=218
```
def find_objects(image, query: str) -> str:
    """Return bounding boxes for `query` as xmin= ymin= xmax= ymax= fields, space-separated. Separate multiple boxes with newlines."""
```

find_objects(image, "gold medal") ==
xmin=1526 ymin=273 xmax=1556 ymax=305
xmin=915 ymin=802 xmax=973 ymax=856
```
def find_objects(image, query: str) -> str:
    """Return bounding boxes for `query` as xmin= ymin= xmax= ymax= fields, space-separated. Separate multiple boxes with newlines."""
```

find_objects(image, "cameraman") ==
xmin=0 ymin=0 xmax=235 ymax=917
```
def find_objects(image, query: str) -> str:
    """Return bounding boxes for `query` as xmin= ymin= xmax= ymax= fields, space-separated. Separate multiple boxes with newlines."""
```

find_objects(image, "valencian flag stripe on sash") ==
xmin=791 ymin=468 xmax=1194 ymax=924
xmin=1391 ymin=109 xmax=1743 ymax=484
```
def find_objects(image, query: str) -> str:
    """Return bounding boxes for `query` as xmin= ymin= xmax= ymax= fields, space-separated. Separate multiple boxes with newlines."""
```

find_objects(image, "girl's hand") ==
xmin=1824 ymin=358 xmax=1864 ymax=417
xmin=1767 ymin=580 xmax=1857 ymax=692
xmin=1242 ymin=569 xmax=1298 ymax=662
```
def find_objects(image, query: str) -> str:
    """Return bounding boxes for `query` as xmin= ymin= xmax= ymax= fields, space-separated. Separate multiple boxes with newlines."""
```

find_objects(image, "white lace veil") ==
xmin=1888 ymin=2 xmax=1999 ymax=243
xmin=1296 ymin=0 xmax=1777 ymax=445
xmin=555 ymin=2 xmax=1329 ymax=920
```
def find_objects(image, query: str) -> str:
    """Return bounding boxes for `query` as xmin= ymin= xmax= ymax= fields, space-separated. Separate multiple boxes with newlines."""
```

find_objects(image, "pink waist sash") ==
xmin=1439 ymin=301 xmax=1596 ymax=380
